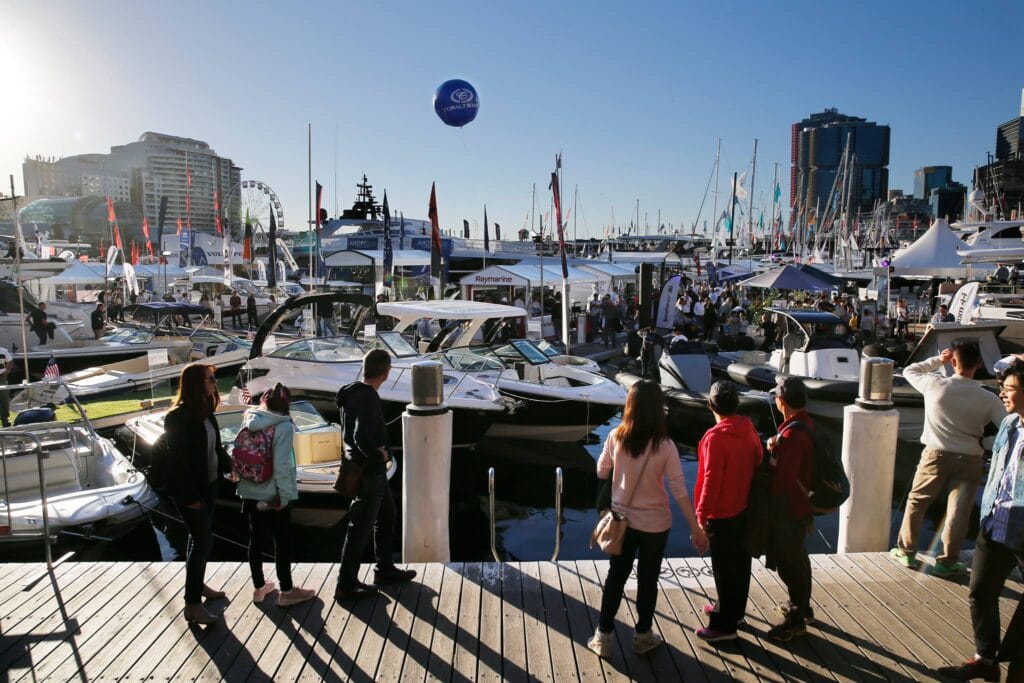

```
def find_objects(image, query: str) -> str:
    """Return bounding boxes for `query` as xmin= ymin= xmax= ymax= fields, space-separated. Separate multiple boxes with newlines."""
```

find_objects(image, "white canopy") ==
xmin=604 ymin=251 xmax=681 ymax=265
xmin=459 ymin=263 xmax=597 ymax=288
xmin=890 ymin=219 xmax=991 ymax=277
xmin=377 ymin=300 xmax=525 ymax=321
xmin=39 ymin=261 xmax=106 ymax=286
xmin=574 ymin=262 xmax=637 ymax=280
xmin=324 ymin=249 xmax=431 ymax=267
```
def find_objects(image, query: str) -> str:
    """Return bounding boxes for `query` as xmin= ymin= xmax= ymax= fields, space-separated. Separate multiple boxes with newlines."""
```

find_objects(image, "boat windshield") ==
xmin=438 ymin=348 xmax=506 ymax=373
xmin=215 ymin=400 xmax=330 ymax=444
xmin=268 ymin=336 xmax=364 ymax=362
xmin=102 ymin=328 xmax=155 ymax=344
xmin=365 ymin=331 xmax=419 ymax=358
xmin=492 ymin=339 xmax=552 ymax=366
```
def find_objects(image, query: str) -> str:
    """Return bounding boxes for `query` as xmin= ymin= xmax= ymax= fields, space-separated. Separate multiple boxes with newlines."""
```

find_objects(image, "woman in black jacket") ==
xmin=164 ymin=362 xmax=229 ymax=625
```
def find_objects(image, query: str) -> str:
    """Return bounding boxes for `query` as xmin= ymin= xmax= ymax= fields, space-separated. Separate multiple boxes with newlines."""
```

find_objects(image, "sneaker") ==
xmin=253 ymin=581 xmax=278 ymax=604
xmin=702 ymin=603 xmax=746 ymax=627
xmin=767 ymin=618 xmax=808 ymax=642
xmin=932 ymin=560 xmax=968 ymax=578
xmin=890 ymin=547 xmax=921 ymax=569
xmin=374 ymin=565 xmax=417 ymax=585
xmin=776 ymin=602 xmax=815 ymax=625
xmin=587 ymin=628 xmax=613 ymax=658
xmin=277 ymin=586 xmax=316 ymax=607
xmin=936 ymin=657 xmax=1000 ymax=681
xmin=695 ymin=627 xmax=737 ymax=643
xmin=633 ymin=630 xmax=663 ymax=655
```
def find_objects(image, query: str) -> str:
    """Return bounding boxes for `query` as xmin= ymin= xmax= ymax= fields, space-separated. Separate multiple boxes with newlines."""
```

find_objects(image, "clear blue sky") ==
xmin=2 ymin=0 xmax=1022 ymax=239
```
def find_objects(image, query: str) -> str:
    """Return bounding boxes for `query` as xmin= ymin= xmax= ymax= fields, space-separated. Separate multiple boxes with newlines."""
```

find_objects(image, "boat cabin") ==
xmin=767 ymin=309 xmax=860 ymax=381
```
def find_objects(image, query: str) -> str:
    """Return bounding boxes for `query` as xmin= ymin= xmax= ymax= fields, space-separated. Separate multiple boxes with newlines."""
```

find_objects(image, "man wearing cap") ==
xmin=694 ymin=381 xmax=763 ymax=642
xmin=894 ymin=338 xmax=1006 ymax=576
xmin=765 ymin=376 xmax=816 ymax=641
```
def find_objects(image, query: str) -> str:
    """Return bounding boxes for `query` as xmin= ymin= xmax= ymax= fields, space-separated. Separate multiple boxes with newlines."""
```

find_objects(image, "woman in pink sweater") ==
xmin=587 ymin=381 xmax=709 ymax=658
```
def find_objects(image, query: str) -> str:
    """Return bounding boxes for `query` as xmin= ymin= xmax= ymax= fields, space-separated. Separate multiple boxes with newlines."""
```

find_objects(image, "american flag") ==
xmin=42 ymin=356 xmax=60 ymax=380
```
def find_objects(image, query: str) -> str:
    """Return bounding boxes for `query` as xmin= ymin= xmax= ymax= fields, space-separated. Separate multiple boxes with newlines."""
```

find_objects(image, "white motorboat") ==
xmin=233 ymin=291 xmax=514 ymax=448
xmin=0 ymin=382 xmax=159 ymax=550
xmin=377 ymin=300 xmax=627 ymax=442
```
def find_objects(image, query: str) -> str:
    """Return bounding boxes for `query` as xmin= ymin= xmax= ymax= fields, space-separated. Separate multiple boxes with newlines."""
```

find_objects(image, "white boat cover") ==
xmin=377 ymin=300 xmax=525 ymax=320
xmin=324 ymin=249 xmax=431 ymax=267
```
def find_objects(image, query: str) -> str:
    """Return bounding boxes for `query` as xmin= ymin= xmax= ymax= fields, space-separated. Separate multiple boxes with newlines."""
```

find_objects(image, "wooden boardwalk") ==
xmin=0 ymin=553 xmax=1019 ymax=681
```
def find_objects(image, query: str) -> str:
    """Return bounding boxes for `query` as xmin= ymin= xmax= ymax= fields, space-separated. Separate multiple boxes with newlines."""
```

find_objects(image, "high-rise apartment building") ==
xmin=22 ymin=132 xmax=241 ymax=231
xmin=913 ymin=166 xmax=952 ymax=201
xmin=790 ymin=109 xmax=890 ymax=224
xmin=975 ymin=91 xmax=1024 ymax=219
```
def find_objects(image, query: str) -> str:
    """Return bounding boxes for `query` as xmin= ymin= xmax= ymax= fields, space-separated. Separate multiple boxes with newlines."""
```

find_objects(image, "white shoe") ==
xmin=253 ymin=581 xmax=277 ymax=604
xmin=587 ymin=628 xmax=613 ymax=658
xmin=633 ymin=629 xmax=663 ymax=655
xmin=278 ymin=586 xmax=316 ymax=607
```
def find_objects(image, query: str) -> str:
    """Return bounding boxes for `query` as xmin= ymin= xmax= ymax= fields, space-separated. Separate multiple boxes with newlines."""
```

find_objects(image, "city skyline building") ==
xmin=21 ymin=132 xmax=242 ymax=234
xmin=975 ymin=92 xmax=1024 ymax=219
xmin=790 ymin=108 xmax=890 ymax=226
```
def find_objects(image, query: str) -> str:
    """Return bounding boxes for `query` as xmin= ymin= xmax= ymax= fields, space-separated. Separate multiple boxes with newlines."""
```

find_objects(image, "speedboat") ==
xmin=712 ymin=308 xmax=1005 ymax=442
xmin=114 ymin=400 xmax=375 ymax=527
xmin=614 ymin=336 xmax=775 ymax=444
xmin=0 ymin=381 xmax=159 ymax=551
xmin=232 ymin=291 xmax=514 ymax=449
xmin=377 ymin=300 xmax=627 ymax=442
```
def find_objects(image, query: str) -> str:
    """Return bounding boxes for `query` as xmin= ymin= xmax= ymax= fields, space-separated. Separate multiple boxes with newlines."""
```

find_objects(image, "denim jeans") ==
xmin=243 ymin=499 xmax=294 ymax=592
xmin=707 ymin=512 xmax=751 ymax=632
xmin=176 ymin=482 xmax=217 ymax=604
xmin=337 ymin=473 xmax=395 ymax=592
xmin=598 ymin=527 xmax=669 ymax=633
xmin=970 ymin=529 xmax=1024 ymax=662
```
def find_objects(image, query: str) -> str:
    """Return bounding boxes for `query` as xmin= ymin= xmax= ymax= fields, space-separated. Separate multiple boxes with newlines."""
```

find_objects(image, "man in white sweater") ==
xmin=894 ymin=338 xmax=1006 ymax=576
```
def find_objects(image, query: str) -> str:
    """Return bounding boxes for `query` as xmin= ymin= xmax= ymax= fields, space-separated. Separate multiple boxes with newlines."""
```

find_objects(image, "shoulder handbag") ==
xmin=333 ymin=454 xmax=365 ymax=498
xmin=589 ymin=448 xmax=654 ymax=555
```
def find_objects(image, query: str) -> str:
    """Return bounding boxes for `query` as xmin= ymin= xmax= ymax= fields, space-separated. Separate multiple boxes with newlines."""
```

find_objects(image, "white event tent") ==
xmin=890 ymin=219 xmax=993 ymax=278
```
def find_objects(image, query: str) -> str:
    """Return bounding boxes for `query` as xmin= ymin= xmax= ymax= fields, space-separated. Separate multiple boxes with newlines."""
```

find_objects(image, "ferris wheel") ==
xmin=223 ymin=179 xmax=284 ymax=236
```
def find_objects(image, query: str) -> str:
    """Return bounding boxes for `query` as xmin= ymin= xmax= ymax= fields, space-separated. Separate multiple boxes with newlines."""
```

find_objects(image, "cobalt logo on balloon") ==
xmin=434 ymin=79 xmax=479 ymax=127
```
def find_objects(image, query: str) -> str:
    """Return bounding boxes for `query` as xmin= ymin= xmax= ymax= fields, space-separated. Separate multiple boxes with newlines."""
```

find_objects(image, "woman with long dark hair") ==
xmin=587 ymin=380 xmax=709 ymax=658
xmin=163 ymin=363 xmax=229 ymax=625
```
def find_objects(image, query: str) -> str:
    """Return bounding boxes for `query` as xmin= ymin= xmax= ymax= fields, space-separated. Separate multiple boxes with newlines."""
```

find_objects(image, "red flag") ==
xmin=142 ymin=217 xmax=153 ymax=256
xmin=550 ymin=171 xmax=568 ymax=279
xmin=131 ymin=241 xmax=139 ymax=265
xmin=106 ymin=197 xmax=116 ymax=223
xmin=113 ymin=223 xmax=123 ymax=252
xmin=176 ymin=217 xmax=183 ymax=236
xmin=213 ymin=190 xmax=222 ymax=235
xmin=428 ymin=182 xmax=443 ymax=290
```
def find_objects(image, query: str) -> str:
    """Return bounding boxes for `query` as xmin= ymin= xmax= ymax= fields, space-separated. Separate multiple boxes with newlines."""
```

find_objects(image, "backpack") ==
xmin=147 ymin=432 xmax=171 ymax=496
xmin=230 ymin=426 xmax=276 ymax=483
xmin=786 ymin=420 xmax=849 ymax=515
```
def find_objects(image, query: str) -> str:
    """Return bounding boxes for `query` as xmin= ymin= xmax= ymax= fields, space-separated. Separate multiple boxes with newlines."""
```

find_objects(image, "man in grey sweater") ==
xmin=893 ymin=338 xmax=1006 ymax=576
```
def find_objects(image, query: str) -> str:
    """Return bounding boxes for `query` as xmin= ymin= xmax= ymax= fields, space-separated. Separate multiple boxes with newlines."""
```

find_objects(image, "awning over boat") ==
xmin=603 ymin=251 xmax=682 ymax=265
xmin=738 ymin=265 xmax=835 ymax=291
xmin=323 ymin=249 xmax=431 ymax=267
xmin=574 ymin=262 xmax=638 ymax=281
xmin=459 ymin=264 xmax=597 ymax=288
xmin=377 ymin=300 xmax=525 ymax=320
xmin=39 ymin=261 xmax=106 ymax=286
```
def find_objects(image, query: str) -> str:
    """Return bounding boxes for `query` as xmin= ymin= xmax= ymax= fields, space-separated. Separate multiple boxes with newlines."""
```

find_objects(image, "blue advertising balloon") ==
xmin=434 ymin=79 xmax=479 ymax=127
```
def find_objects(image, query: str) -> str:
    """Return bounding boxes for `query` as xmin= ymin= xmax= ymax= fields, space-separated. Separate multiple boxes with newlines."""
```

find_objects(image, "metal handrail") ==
xmin=552 ymin=467 xmax=563 ymax=562
xmin=0 ymin=431 xmax=54 ymax=567
xmin=1 ymin=440 xmax=10 ymax=536
xmin=488 ymin=467 xmax=500 ymax=562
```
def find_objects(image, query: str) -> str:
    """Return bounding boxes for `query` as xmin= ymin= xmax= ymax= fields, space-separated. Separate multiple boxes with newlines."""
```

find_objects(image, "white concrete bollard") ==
xmin=402 ymin=361 xmax=453 ymax=563
xmin=837 ymin=357 xmax=900 ymax=553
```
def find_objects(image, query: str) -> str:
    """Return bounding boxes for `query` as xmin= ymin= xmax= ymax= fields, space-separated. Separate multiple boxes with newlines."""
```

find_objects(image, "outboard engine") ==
xmin=657 ymin=340 xmax=712 ymax=393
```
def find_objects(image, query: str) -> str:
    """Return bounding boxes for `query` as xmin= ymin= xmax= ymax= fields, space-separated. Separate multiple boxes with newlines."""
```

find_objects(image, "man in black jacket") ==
xmin=334 ymin=349 xmax=416 ymax=601
xmin=91 ymin=302 xmax=106 ymax=340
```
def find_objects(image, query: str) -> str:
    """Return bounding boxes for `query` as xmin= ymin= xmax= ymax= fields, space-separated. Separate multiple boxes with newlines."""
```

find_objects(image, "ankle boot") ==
xmin=184 ymin=603 xmax=219 ymax=625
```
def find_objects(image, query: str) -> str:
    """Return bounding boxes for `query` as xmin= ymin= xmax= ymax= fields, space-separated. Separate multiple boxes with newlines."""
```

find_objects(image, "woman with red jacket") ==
xmin=695 ymin=381 xmax=764 ymax=642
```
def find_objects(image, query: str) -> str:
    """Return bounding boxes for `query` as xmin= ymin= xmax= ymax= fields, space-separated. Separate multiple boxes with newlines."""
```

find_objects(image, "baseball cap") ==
xmin=771 ymin=376 xmax=808 ymax=406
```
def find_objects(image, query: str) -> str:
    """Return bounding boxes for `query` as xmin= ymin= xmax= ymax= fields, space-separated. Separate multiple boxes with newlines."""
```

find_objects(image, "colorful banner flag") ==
xmin=176 ymin=217 xmax=183 ymax=236
xmin=107 ymin=197 xmax=123 ymax=251
xmin=267 ymin=210 xmax=278 ymax=288
xmin=157 ymin=196 xmax=168 ymax=263
xmin=483 ymin=206 xmax=490 ymax=252
xmin=141 ymin=217 xmax=153 ymax=256
xmin=382 ymin=191 xmax=393 ymax=288
xmin=428 ymin=182 xmax=444 ymax=293
xmin=214 ymin=190 xmax=222 ymax=235
xmin=243 ymin=222 xmax=253 ymax=262
xmin=550 ymin=171 xmax=568 ymax=278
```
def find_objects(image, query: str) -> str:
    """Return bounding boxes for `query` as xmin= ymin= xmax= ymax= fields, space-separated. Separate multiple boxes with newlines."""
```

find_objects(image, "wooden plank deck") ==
xmin=0 ymin=553 xmax=1018 ymax=681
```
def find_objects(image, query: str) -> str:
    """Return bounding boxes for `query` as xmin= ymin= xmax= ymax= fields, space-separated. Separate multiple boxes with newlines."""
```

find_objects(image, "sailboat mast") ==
xmin=771 ymin=162 xmax=779 ymax=257
xmin=746 ymin=139 xmax=758 ymax=259
xmin=712 ymin=138 xmax=721 ymax=233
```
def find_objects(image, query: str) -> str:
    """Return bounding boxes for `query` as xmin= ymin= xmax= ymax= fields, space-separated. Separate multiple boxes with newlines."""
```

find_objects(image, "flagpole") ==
xmin=728 ymin=172 xmax=737 ymax=266
xmin=747 ymin=138 xmax=758 ymax=272
xmin=307 ymin=123 xmax=313 ymax=285
xmin=10 ymin=176 xmax=29 ymax=380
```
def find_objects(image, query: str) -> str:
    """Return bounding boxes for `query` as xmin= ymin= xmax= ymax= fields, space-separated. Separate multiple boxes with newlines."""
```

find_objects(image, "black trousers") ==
xmin=970 ymin=529 xmax=1024 ymax=662
xmin=243 ymin=499 xmax=294 ymax=592
xmin=247 ymin=310 xmax=257 ymax=328
xmin=770 ymin=513 xmax=812 ymax=617
xmin=707 ymin=512 xmax=751 ymax=632
xmin=230 ymin=309 xmax=242 ymax=327
xmin=598 ymin=527 xmax=669 ymax=633
xmin=176 ymin=482 xmax=217 ymax=604
xmin=337 ymin=473 xmax=395 ymax=592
